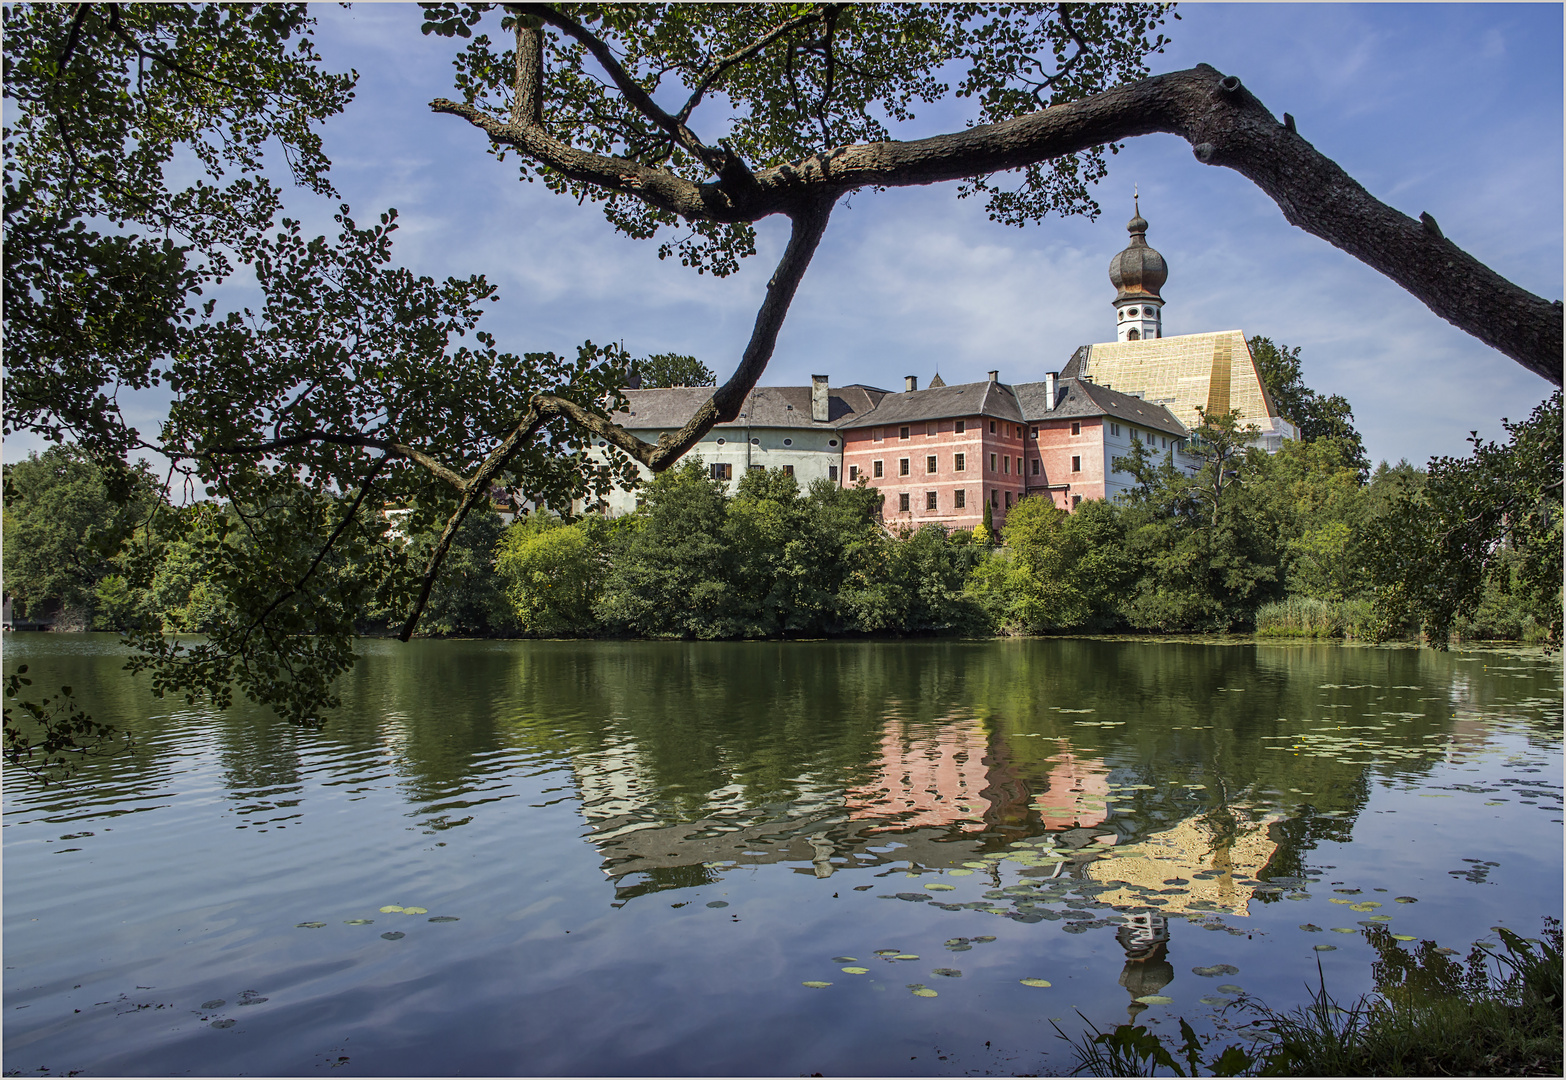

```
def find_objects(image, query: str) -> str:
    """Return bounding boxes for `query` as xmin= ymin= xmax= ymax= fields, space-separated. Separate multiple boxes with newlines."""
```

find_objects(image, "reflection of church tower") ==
xmin=1108 ymin=198 xmax=1168 ymax=342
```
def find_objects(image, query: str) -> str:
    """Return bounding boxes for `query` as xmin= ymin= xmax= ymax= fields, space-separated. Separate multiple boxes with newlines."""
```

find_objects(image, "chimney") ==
xmin=811 ymin=374 xmax=830 ymax=421
xmin=1043 ymin=371 xmax=1057 ymax=410
xmin=987 ymin=370 xmax=999 ymax=383
xmin=905 ymin=375 xmax=918 ymax=392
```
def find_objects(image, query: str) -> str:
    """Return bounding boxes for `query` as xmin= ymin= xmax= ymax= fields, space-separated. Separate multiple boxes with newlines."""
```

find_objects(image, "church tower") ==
xmin=1107 ymin=199 xmax=1167 ymax=342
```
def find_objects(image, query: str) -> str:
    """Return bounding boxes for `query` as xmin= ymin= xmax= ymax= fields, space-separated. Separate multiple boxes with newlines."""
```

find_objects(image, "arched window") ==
xmin=1127 ymin=328 xmax=1141 ymax=341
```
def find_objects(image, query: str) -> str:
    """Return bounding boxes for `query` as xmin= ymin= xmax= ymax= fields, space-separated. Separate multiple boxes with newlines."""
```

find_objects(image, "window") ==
xmin=873 ymin=460 xmax=884 ymax=478
xmin=716 ymin=437 xmax=726 ymax=445
xmin=1031 ymin=458 xmax=1040 ymax=476
xmin=849 ymin=465 xmax=859 ymax=481
xmin=829 ymin=465 xmax=839 ymax=482
xmin=1071 ymin=421 xmax=1082 ymax=436
xmin=1005 ymin=491 xmax=1012 ymax=509
xmin=954 ymin=453 xmax=965 ymax=472
xmin=990 ymin=489 xmax=998 ymax=507
xmin=989 ymin=420 xmax=997 ymax=434
xmin=749 ymin=464 xmax=764 ymax=472
xmin=873 ymin=428 xmax=883 ymax=442
xmin=1110 ymin=422 xmax=1121 ymax=437
xmin=925 ymin=455 xmax=937 ymax=473
xmin=1161 ymin=437 xmax=1168 ymax=449
xmin=926 ymin=422 xmax=936 ymax=436
xmin=1016 ymin=425 xmax=1024 ymax=439
xmin=899 ymin=425 xmax=910 ymax=440
xmin=1072 ymin=494 xmax=1082 ymax=508
xmin=925 ymin=491 xmax=938 ymax=511
xmin=1071 ymin=455 xmax=1081 ymax=472
xmin=1030 ymin=427 xmax=1038 ymax=439
xmin=955 ymin=419 xmax=966 ymax=434
xmin=1128 ymin=328 xmax=1140 ymax=340
xmin=899 ymin=492 xmax=911 ymax=512
xmin=783 ymin=438 xmax=793 ymax=446
xmin=899 ymin=458 xmax=911 ymax=476
xmin=751 ymin=437 xmax=760 ymax=445
xmin=954 ymin=489 xmax=966 ymax=509
xmin=989 ymin=453 xmax=997 ymax=472
xmin=782 ymin=464 xmax=794 ymax=477
xmin=1003 ymin=456 xmax=1010 ymax=474
xmin=828 ymin=439 xmax=838 ymax=447
xmin=711 ymin=463 xmax=733 ymax=480
xmin=1015 ymin=457 xmax=1022 ymax=474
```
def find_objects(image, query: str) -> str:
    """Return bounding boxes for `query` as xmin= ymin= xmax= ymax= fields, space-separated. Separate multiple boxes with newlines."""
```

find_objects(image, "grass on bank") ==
xmin=1055 ymin=919 xmax=1563 ymax=1077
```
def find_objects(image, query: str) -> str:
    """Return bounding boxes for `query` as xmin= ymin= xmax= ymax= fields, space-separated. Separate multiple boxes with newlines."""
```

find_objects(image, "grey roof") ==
xmin=840 ymin=379 xmax=1024 ymax=428
xmin=615 ymin=384 xmax=881 ymax=431
xmin=1058 ymin=345 xmax=1091 ymax=380
xmin=1012 ymin=376 xmax=1188 ymax=436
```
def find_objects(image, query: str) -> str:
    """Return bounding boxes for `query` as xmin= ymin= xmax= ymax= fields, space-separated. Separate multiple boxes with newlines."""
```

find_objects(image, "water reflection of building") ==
xmin=844 ymin=717 xmax=993 ymax=832
xmin=1085 ymin=809 xmax=1284 ymax=918
xmin=1117 ymin=914 xmax=1173 ymax=1024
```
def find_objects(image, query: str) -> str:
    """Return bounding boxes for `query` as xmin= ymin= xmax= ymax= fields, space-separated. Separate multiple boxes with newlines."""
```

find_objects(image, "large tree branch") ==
xmin=435 ymin=63 xmax=1560 ymax=381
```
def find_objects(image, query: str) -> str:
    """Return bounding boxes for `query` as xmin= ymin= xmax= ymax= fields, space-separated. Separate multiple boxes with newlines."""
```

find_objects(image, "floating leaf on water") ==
xmin=1349 ymin=902 xmax=1381 ymax=912
xmin=379 ymin=906 xmax=405 ymax=913
xmin=1199 ymin=996 xmax=1232 ymax=1006
xmin=893 ymin=954 xmax=920 ymax=961
xmin=344 ymin=919 xmax=374 ymax=926
xmin=832 ymin=956 xmax=857 ymax=964
xmin=428 ymin=916 xmax=459 ymax=923
xmin=1394 ymin=896 xmax=1419 ymax=904
xmin=295 ymin=922 xmax=327 ymax=929
xmin=841 ymin=967 xmax=869 ymax=975
xmin=924 ymin=883 xmax=955 ymax=891
xmin=1191 ymin=964 xmax=1239 ymax=977
xmin=380 ymin=931 xmax=405 ymax=940
xmin=932 ymin=968 xmax=962 ymax=978
xmin=211 ymin=1018 xmax=236 ymax=1029
xmin=1434 ymin=947 xmax=1458 ymax=956
xmin=1019 ymin=978 xmax=1052 ymax=988
xmin=1367 ymin=915 xmax=1393 ymax=922
xmin=235 ymin=996 xmax=268 ymax=1005
xmin=706 ymin=901 xmax=729 ymax=908
xmin=402 ymin=907 xmax=428 ymax=915
xmin=1332 ymin=888 xmax=1362 ymax=895
xmin=961 ymin=862 xmax=987 ymax=869
xmin=910 ymin=987 xmax=938 ymax=997
xmin=1391 ymin=934 xmax=1417 ymax=942
xmin=973 ymin=936 xmax=996 ymax=943
xmin=1217 ymin=984 xmax=1244 ymax=994
xmin=1135 ymin=995 xmax=1173 ymax=1005
xmin=1314 ymin=944 xmax=1337 ymax=952
xmin=802 ymin=981 xmax=833 ymax=989
xmin=1330 ymin=927 xmax=1357 ymax=934
xmin=948 ymin=869 xmax=974 ymax=877
xmin=874 ymin=949 xmax=900 ymax=956
xmin=201 ymin=999 xmax=226 ymax=1010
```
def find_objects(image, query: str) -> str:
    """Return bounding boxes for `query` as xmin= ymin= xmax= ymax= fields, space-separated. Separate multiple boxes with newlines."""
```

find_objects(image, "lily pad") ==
xmin=973 ymin=936 xmax=996 ymax=943
xmin=379 ymin=905 xmax=405 ymax=913
xmin=1136 ymin=995 xmax=1173 ymax=1005
xmin=1191 ymin=964 xmax=1239 ymax=977
xmin=706 ymin=901 xmax=729 ymax=908
xmin=211 ymin=1018 xmax=236 ymax=1029
xmin=1433 ymin=947 xmax=1458 ymax=956
xmin=924 ymin=883 xmax=955 ymax=891
xmin=1313 ymin=944 xmax=1337 ymax=952
xmin=874 ymin=949 xmax=900 ymax=956
xmin=841 ymin=966 xmax=869 ymax=975
xmin=344 ymin=919 xmax=374 ymax=925
xmin=402 ymin=907 xmax=428 ymax=915
xmin=201 ymin=999 xmax=226 ymax=1010
xmin=910 ymin=987 xmax=938 ymax=997
xmin=1216 ymin=984 xmax=1244 ymax=994
xmin=802 ymin=981 xmax=833 ymax=989
xmin=1330 ymin=927 xmax=1357 ymax=934
xmin=1019 ymin=978 xmax=1052 ymax=988
xmin=1391 ymin=934 xmax=1417 ymax=942
xmin=1299 ymin=924 xmax=1323 ymax=932
xmin=832 ymin=956 xmax=858 ymax=964
xmin=380 ymin=931 xmax=405 ymax=940
xmin=1349 ymin=901 xmax=1382 ymax=912
xmin=1394 ymin=896 xmax=1419 ymax=904
xmin=428 ymin=916 xmax=459 ymax=923
xmin=295 ymin=921 xmax=327 ymax=929
xmin=932 ymin=968 xmax=962 ymax=978
xmin=893 ymin=954 xmax=920 ymax=961
xmin=948 ymin=869 xmax=974 ymax=877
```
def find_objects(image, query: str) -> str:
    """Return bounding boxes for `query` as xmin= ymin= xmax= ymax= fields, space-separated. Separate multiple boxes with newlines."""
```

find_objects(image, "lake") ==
xmin=4 ymin=634 xmax=1561 ymax=1076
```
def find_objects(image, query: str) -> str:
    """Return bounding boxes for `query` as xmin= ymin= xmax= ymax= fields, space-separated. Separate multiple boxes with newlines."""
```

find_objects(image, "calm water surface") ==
xmin=4 ymin=635 xmax=1561 ymax=1076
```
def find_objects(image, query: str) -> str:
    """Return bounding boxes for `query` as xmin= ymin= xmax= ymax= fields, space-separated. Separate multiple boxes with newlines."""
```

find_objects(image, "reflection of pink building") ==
xmin=1032 ymin=747 xmax=1110 ymax=830
xmin=845 ymin=720 xmax=993 ymax=831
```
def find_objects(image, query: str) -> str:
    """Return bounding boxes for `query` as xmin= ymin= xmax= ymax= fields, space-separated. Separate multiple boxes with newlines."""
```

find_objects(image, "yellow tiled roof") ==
xmin=1081 ymin=330 xmax=1277 ymax=431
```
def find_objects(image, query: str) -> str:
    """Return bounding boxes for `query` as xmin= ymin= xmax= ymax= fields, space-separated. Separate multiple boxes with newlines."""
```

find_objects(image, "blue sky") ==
xmin=17 ymin=4 xmax=1564 ymax=470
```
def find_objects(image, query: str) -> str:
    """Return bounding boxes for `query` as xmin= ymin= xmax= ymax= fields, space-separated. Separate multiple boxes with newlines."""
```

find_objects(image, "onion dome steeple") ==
xmin=1108 ymin=195 xmax=1167 ymax=342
